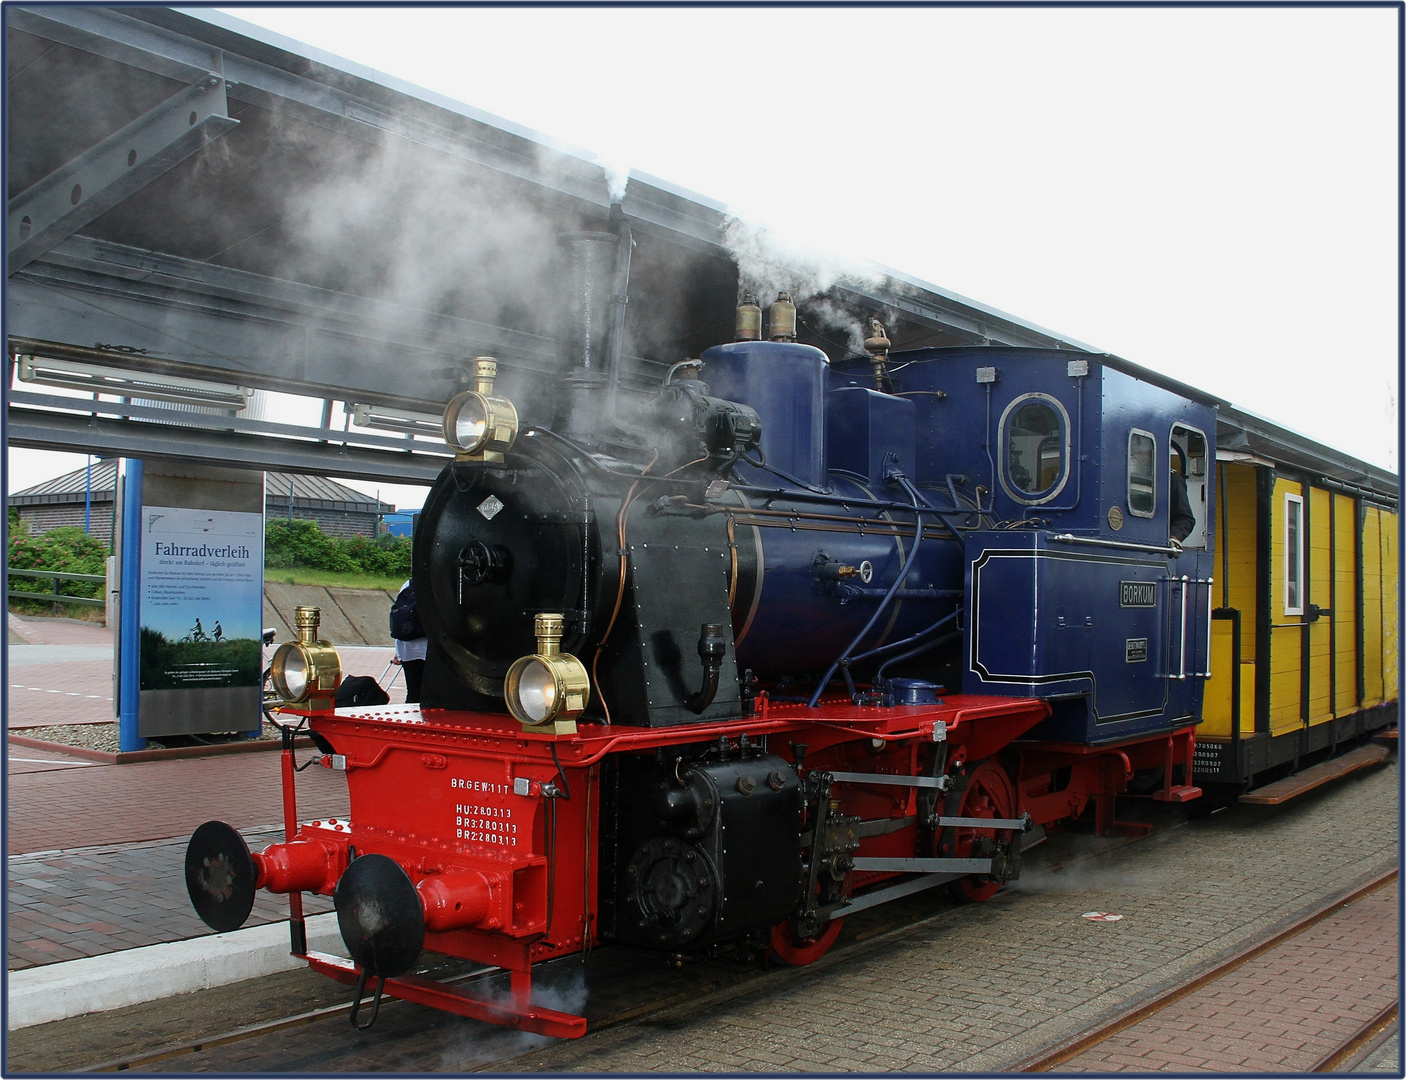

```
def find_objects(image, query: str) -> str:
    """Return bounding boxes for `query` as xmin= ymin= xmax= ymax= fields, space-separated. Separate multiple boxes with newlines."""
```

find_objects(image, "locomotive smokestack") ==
xmin=768 ymin=292 xmax=797 ymax=343
xmin=557 ymin=230 xmax=618 ymax=437
xmin=735 ymin=293 xmax=762 ymax=341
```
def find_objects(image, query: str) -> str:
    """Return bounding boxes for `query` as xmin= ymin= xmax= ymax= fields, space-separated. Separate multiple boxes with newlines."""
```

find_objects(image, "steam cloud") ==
xmin=724 ymin=217 xmax=895 ymax=357
xmin=435 ymin=964 xmax=589 ymax=1070
xmin=597 ymin=154 xmax=632 ymax=204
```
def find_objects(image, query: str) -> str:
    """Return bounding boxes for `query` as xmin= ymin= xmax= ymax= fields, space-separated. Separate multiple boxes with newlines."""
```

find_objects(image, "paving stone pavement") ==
xmin=6 ymin=829 xmax=334 ymax=969
xmin=4 ymin=610 xmax=1398 ymax=1069
xmin=5 ymin=617 xmax=115 ymax=727
xmin=8 ymin=658 xmax=116 ymax=727
xmin=504 ymin=761 xmax=1400 ymax=1073
xmin=6 ymin=747 xmax=350 ymax=969
xmin=3 ymin=614 xmax=396 ymax=973
xmin=1055 ymin=880 xmax=1399 ymax=1072
xmin=6 ymin=746 xmax=351 ymax=855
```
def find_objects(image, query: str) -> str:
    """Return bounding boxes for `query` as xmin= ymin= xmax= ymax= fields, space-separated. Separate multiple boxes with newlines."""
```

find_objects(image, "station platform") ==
xmin=4 ymin=612 xmax=1400 ymax=1071
xmin=4 ymin=613 xmax=368 ymax=1014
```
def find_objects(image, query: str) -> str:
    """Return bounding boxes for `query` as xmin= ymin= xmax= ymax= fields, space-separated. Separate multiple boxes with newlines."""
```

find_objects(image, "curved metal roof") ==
xmin=8 ymin=461 xmax=393 ymax=513
xmin=5 ymin=6 xmax=1396 ymax=503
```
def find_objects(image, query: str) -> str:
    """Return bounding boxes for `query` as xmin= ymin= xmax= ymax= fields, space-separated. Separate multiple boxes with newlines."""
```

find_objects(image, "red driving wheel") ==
xmin=768 ymin=871 xmax=851 ymax=966
xmin=768 ymin=913 xmax=844 ymax=966
xmin=944 ymin=759 xmax=1017 ymax=903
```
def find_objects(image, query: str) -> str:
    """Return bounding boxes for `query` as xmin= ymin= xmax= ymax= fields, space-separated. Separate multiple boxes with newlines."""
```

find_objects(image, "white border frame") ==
xmin=1283 ymin=491 xmax=1305 ymax=615
xmin=1169 ymin=422 xmax=1210 ymax=549
xmin=997 ymin=392 xmax=1072 ymax=506
xmin=1126 ymin=428 xmax=1157 ymax=518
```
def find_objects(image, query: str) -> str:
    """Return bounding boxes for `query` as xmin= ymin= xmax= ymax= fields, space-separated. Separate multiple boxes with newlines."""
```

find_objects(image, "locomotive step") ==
xmin=1238 ymin=744 xmax=1390 ymax=806
xmin=1152 ymin=784 xmax=1202 ymax=803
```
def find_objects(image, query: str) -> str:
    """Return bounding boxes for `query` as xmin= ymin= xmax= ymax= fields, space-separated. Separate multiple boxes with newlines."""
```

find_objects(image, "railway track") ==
xmin=1015 ymin=869 xmax=1399 ymax=1074
xmin=69 ymin=823 xmax=1166 ymax=1073
xmin=38 ymin=806 xmax=1395 ymax=1075
xmin=80 ymin=883 xmax=999 ymax=1073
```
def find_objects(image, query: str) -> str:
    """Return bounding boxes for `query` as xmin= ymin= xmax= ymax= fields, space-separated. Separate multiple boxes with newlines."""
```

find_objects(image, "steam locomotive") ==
xmin=186 ymin=252 xmax=1395 ymax=1037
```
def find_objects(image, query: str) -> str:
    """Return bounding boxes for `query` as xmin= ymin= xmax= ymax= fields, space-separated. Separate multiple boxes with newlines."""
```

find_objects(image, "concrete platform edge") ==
xmin=7 ymin=732 xmax=315 ymax=764
xmin=6 ymin=913 xmax=343 ymax=1031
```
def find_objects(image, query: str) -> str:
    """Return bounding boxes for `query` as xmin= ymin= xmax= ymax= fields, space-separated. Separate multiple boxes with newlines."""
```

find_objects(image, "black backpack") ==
xmin=389 ymin=582 xmax=425 ymax=641
xmin=335 ymin=675 xmax=390 ymax=708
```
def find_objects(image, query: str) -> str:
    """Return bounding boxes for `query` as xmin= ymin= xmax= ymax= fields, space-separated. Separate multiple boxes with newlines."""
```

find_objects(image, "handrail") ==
xmin=7 ymin=566 xmax=106 ymax=608
xmin=1047 ymin=532 xmax=1181 ymax=556
xmin=8 ymin=567 xmax=105 ymax=583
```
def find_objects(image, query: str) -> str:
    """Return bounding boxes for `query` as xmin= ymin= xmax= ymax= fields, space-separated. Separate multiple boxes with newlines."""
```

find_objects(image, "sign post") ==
xmin=115 ymin=461 xmax=265 ymax=749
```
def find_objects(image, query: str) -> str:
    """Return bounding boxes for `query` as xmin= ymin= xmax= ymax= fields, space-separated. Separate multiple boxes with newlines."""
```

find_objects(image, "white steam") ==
xmin=597 ymin=153 xmax=632 ymax=203
xmin=434 ymin=964 xmax=590 ymax=1070
xmin=724 ymin=216 xmax=892 ymax=357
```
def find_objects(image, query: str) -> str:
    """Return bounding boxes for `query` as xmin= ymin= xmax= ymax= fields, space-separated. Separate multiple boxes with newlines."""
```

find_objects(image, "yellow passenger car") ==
xmin=1194 ymin=404 xmax=1398 ymax=797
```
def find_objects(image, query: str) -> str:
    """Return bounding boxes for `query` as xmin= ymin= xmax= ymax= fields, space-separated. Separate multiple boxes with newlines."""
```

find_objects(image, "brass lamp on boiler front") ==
xmin=270 ymin=606 xmax=342 ymax=709
xmin=442 ymin=357 xmax=519 ymax=463
xmin=504 ymin=613 xmax=589 ymax=734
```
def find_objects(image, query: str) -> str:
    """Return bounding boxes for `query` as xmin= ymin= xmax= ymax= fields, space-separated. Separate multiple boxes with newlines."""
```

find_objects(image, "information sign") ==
xmin=138 ymin=506 xmax=264 ymax=693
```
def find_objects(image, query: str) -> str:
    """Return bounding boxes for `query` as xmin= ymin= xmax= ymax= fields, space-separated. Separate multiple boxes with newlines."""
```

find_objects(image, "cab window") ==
xmin=1004 ymin=397 xmax=1065 ymax=497
xmin=1128 ymin=430 xmax=1156 ymax=517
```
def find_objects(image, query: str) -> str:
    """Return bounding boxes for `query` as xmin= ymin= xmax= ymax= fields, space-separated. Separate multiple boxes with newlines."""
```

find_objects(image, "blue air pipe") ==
xmin=847 ymin=607 xmax=962 ymax=672
xmin=807 ymin=474 xmax=926 ymax=708
xmin=875 ymin=628 xmax=962 ymax=685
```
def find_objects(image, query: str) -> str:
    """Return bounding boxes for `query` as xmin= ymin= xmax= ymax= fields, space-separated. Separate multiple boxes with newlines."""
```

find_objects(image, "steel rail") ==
xmin=77 ymin=962 xmax=499 ymax=1073
xmin=1014 ymin=868 xmax=1399 ymax=1072
xmin=69 ymin=814 xmax=1182 ymax=1073
xmin=1310 ymin=1001 xmax=1399 ymax=1072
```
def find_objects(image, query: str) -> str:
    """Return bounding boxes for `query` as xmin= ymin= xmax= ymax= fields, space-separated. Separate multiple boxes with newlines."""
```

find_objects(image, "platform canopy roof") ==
xmin=6 ymin=5 xmax=1094 ymax=483
xmin=5 ymin=7 xmax=1395 ymax=502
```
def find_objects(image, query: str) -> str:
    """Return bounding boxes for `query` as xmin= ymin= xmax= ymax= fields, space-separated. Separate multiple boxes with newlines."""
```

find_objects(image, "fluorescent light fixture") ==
xmin=17 ymin=354 xmax=252 ymax=410
xmin=348 ymin=402 xmax=445 ymax=438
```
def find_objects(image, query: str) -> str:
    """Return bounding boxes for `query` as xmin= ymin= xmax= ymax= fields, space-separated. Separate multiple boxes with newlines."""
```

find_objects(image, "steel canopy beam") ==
xmin=6 ymin=407 xmax=445 ymax=485
xmin=9 ymin=6 xmax=1093 ymax=351
xmin=8 ymin=6 xmax=610 ymax=217
xmin=8 ymin=75 xmax=238 ymax=276
xmin=7 ymin=236 xmax=577 ymax=408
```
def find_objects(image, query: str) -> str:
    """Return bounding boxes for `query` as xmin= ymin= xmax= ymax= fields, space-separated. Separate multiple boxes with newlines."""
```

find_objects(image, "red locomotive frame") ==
xmin=253 ymin=693 xmax=1197 ymax=1037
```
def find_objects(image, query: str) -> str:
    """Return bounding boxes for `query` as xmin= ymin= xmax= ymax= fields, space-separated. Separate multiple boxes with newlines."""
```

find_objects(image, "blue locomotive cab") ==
xmin=851 ymin=347 xmax=1218 ymax=745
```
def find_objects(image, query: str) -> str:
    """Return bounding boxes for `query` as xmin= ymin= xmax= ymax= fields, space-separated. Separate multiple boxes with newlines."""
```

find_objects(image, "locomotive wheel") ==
xmin=768 ymin=875 xmax=850 ymax=966
xmin=943 ymin=760 xmax=1017 ymax=904
xmin=768 ymin=915 xmax=843 ymax=966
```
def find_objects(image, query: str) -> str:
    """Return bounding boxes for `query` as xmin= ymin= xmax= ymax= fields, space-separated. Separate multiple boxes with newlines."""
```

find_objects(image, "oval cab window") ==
xmin=1000 ymin=394 xmax=1069 ymax=503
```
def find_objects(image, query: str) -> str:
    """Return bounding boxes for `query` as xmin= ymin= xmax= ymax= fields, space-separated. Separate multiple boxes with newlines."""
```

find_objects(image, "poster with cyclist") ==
xmin=137 ymin=506 xmax=264 ymax=692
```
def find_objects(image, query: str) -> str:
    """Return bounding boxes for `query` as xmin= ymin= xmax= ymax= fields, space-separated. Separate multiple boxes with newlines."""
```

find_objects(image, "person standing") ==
xmin=389 ymin=580 xmax=427 ymax=704
xmin=1169 ymin=448 xmax=1196 ymax=545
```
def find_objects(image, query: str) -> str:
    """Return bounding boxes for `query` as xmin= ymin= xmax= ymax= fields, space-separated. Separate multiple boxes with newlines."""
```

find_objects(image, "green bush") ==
xmin=8 ymin=526 xmax=107 ymax=600
xmin=265 ymin=520 xmax=410 ymax=578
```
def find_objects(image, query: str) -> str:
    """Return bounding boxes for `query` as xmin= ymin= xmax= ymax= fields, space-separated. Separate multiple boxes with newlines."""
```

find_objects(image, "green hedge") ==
xmin=7 ymin=521 xmax=409 ymax=599
xmin=7 ymin=526 xmax=108 ymax=600
xmin=265 ymin=520 xmax=411 ymax=578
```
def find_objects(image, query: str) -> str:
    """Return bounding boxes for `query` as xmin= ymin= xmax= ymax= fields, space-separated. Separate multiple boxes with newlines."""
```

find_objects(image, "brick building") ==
xmin=9 ymin=463 xmax=392 ymax=542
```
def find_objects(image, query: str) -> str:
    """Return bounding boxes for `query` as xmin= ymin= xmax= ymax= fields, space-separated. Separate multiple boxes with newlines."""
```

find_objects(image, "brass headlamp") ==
xmin=270 ymin=606 xmax=342 ymax=709
xmin=504 ymin=613 xmax=589 ymax=734
xmin=443 ymin=357 xmax=519 ymax=463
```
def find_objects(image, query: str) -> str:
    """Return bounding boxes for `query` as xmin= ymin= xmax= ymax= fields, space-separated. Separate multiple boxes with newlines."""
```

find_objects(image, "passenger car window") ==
xmin=1128 ymin=431 xmax=1156 ymax=517
xmin=1007 ymin=401 xmax=1062 ymax=495
xmin=1284 ymin=493 xmax=1304 ymax=614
